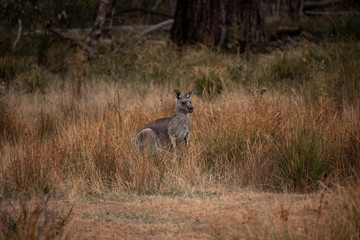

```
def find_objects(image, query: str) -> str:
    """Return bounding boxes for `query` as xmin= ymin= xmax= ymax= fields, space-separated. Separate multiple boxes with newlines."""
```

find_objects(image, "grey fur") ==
xmin=136 ymin=89 xmax=194 ymax=153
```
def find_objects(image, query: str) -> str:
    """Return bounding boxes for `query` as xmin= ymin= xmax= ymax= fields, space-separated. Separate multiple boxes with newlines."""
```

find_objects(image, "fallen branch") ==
xmin=303 ymin=0 xmax=341 ymax=10
xmin=112 ymin=19 xmax=174 ymax=54
xmin=24 ymin=24 xmax=172 ymax=38
xmin=133 ymin=19 xmax=174 ymax=42
xmin=269 ymin=27 xmax=303 ymax=41
xmin=49 ymin=28 xmax=89 ymax=51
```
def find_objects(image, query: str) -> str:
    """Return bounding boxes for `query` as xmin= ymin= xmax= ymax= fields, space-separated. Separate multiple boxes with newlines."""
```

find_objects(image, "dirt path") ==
xmin=59 ymin=190 xmax=320 ymax=239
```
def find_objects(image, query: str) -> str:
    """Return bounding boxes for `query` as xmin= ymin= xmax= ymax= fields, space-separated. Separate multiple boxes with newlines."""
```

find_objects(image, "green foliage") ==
xmin=193 ymin=66 xmax=226 ymax=98
xmin=274 ymin=121 xmax=331 ymax=192
xmin=263 ymin=52 xmax=306 ymax=82
xmin=15 ymin=66 xmax=49 ymax=93
xmin=201 ymin=125 xmax=246 ymax=170
xmin=308 ymin=41 xmax=360 ymax=103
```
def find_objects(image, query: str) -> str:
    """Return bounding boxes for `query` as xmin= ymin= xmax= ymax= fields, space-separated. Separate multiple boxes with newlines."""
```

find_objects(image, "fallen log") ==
xmin=303 ymin=0 xmax=341 ymax=10
xmin=269 ymin=27 xmax=303 ymax=41
xmin=23 ymin=24 xmax=173 ymax=38
xmin=112 ymin=19 xmax=174 ymax=54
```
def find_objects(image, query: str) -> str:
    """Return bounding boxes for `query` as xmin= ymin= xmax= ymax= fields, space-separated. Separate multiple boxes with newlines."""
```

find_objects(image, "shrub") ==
xmin=193 ymin=66 xmax=227 ymax=99
xmin=263 ymin=52 xmax=306 ymax=83
xmin=274 ymin=121 xmax=332 ymax=192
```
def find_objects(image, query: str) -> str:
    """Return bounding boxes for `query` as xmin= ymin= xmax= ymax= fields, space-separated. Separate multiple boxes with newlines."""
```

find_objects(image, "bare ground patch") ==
xmin=47 ymin=190 xmax=321 ymax=239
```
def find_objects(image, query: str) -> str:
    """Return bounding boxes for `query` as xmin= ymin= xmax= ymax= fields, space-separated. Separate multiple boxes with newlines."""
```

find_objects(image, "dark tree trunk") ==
xmin=170 ymin=0 xmax=265 ymax=52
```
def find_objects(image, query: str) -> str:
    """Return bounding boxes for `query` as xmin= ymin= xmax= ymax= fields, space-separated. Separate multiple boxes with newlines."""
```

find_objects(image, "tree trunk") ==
xmin=170 ymin=0 xmax=265 ymax=52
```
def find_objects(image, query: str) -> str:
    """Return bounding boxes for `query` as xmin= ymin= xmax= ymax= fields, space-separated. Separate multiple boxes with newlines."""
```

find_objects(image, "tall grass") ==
xmin=0 ymin=82 xmax=359 ymax=198
xmin=0 ymin=38 xmax=360 ymax=198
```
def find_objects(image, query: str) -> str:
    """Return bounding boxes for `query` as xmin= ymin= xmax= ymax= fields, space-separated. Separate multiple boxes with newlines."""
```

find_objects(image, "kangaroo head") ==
xmin=174 ymin=89 xmax=194 ymax=114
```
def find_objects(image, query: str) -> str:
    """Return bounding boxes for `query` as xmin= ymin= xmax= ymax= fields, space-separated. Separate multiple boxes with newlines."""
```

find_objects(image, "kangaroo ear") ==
xmin=174 ymin=89 xmax=182 ymax=99
xmin=184 ymin=90 xmax=194 ymax=99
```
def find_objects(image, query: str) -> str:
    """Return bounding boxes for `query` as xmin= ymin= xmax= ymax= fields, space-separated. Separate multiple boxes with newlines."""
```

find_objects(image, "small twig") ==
xmin=13 ymin=19 xmax=22 ymax=50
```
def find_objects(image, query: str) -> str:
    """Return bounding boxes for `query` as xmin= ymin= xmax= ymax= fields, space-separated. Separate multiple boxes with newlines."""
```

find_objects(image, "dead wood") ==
xmin=48 ymin=0 xmax=111 ymax=59
xmin=269 ymin=27 xmax=303 ymax=41
xmin=112 ymin=19 xmax=174 ymax=54
xmin=303 ymin=0 xmax=341 ymax=10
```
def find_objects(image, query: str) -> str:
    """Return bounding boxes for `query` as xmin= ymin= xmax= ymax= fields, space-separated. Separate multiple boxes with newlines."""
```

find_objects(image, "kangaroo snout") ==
xmin=188 ymin=106 xmax=194 ymax=113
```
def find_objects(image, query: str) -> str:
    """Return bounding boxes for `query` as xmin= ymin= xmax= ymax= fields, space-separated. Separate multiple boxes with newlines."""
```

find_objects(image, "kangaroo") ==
xmin=136 ymin=89 xmax=194 ymax=154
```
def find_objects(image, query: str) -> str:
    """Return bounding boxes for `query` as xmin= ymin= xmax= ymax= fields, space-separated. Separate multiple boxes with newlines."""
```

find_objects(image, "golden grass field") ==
xmin=1 ymin=41 xmax=360 ymax=239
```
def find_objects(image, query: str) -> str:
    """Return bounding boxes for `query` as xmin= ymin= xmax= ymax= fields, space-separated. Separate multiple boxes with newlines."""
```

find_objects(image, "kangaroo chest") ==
xmin=168 ymin=116 xmax=191 ymax=143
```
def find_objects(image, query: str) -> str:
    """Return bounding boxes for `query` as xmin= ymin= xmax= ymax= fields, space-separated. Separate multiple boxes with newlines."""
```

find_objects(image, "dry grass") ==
xmin=0 ymin=195 xmax=72 ymax=240
xmin=0 ymin=33 xmax=360 ymax=240
xmin=211 ymin=184 xmax=360 ymax=240
xmin=1 ymin=12 xmax=360 ymax=239
xmin=1 ymin=185 xmax=358 ymax=240
xmin=0 ymin=78 xmax=359 ymax=198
